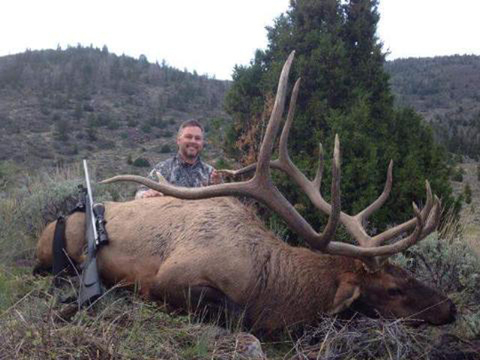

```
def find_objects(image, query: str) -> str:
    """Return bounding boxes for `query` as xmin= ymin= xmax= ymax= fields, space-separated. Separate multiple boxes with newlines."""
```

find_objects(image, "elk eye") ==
xmin=387 ymin=288 xmax=403 ymax=297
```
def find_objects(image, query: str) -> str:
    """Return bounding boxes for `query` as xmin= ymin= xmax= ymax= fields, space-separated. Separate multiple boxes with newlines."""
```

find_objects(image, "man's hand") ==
xmin=210 ymin=170 xmax=223 ymax=185
xmin=136 ymin=189 xmax=164 ymax=199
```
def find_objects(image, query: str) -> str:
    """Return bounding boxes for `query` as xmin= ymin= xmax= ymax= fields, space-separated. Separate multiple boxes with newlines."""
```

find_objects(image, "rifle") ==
xmin=78 ymin=160 xmax=109 ymax=307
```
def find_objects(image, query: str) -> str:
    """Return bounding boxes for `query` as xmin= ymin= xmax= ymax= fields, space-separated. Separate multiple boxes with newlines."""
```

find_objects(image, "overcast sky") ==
xmin=1 ymin=0 xmax=479 ymax=80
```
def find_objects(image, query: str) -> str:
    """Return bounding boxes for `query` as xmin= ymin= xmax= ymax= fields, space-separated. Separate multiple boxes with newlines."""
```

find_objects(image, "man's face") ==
xmin=177 ymin=126 xmax=204 ymax=162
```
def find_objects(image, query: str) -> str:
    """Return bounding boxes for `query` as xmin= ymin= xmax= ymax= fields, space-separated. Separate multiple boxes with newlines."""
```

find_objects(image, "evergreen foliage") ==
xmin=132 ymin=157 xmax=150 ymax=167
xmin=159 ymin=144 xmax=172 ymax=153
xmin=224 ymin=0 xmax=455 ymax=238
xmin=452 ymin=166 xmax=465 ymax=182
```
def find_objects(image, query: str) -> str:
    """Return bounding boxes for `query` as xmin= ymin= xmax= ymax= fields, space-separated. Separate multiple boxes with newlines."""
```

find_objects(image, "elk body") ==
xmin=35 ymin=52 xmax=456 ymax=332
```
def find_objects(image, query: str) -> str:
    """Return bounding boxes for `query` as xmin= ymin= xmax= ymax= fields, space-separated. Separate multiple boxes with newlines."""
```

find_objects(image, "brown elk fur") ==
xmin=36 ymin=196 xmax=455 ymax=332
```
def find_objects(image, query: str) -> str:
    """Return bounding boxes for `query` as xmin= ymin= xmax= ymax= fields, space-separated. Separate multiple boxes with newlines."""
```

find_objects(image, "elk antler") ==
xmin=101 ymin=51 xmax=441 ymax=263
xmin=218 ymin=79 xmax=441 ymax=259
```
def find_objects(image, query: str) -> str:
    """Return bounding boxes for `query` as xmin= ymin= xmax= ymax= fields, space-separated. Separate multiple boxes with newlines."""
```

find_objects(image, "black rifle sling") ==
xmin=51 ymin=194 xmax=87 ymax=287
xmin=52 ymin=215 xmax=69 ymax=286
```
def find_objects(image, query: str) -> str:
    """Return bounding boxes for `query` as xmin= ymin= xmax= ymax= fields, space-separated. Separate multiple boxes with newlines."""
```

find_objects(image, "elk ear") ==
xmin=328 ymin=274 xmax=361 ymax=315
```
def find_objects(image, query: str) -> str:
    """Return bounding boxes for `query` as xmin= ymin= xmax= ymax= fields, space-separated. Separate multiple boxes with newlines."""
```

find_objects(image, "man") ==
xmin=135 ymin=119 xmax=221 ymax=199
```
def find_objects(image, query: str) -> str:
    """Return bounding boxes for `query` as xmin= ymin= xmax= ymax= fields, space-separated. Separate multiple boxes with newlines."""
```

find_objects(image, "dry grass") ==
xmin=0 ymin=276 xmax=255 ymax=359
xmin=2 ymin=271 xmax=475 ymax=360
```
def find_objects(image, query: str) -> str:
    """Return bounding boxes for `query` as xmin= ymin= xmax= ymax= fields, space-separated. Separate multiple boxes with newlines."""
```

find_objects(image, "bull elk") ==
xmin=35 ymin=52 xmax=456 ymax=333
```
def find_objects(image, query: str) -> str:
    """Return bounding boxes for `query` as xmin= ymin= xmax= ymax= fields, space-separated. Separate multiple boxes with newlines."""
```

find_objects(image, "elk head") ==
xmin=101 ymin=52 xmax=456 ymax=326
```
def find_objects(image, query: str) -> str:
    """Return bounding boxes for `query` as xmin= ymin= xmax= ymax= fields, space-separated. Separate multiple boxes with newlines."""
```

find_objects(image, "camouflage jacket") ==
xmin=136 ymin=154 xmax=215 ymax=196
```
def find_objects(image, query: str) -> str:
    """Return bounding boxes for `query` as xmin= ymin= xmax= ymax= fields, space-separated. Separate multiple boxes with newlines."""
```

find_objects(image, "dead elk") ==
xmin=35 ymin=52 xmax=456 ymax=332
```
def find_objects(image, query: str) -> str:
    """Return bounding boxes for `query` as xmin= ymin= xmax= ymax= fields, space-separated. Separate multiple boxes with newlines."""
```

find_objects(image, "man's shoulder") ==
xmin=198 ymin=158 xmax=215 ymax=173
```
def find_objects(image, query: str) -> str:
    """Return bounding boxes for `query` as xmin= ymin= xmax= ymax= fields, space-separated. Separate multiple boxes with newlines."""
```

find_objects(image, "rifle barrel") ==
xmin=83 ymin=160 xmax=99 ymax=244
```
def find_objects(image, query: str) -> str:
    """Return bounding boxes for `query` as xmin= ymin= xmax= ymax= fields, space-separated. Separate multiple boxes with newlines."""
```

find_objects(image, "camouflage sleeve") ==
xmin=156 ymin=160 xmax=172 ymax=182
xmin=135 ymin=167 xmax=158 ymax=198
xmin=135 ymin=160 xmax=172 ymax=198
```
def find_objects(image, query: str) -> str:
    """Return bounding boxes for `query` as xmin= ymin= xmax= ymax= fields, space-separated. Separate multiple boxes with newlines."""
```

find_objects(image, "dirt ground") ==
xmin=451 ymin=159 xmax=480 ymax=255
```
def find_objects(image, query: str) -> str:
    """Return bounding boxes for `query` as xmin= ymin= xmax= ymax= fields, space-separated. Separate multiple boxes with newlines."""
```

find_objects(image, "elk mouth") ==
xmin=347 ymin=298 xmax=457 ymax=326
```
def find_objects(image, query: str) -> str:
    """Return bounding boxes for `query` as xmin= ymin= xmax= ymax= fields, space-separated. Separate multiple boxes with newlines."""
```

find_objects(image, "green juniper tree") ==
xmin=225 ymin=0 xmax=455 ymax=241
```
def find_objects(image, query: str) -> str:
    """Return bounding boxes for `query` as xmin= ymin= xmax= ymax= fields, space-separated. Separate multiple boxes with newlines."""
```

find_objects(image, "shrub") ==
xmin=394 ymin=210 xmax=480 ymax=317
xmin=83 ymin=103 xmax=94 ymax=112
xmin=148 ymin=117 xmax=165 ymax=128
xmin=395 ymin=233 xmax=480 ymax=302
xmin=451 ymin=166 xmax=464 ymax=182
xmin=159 ymin=145 xmax=172 ymax=153
xmin=126 ymin=117 xmax=138 ymax=127
xmin=86 ymin=128 xmax=97 ymax=142
xmin=141 ymin=123 xmax=152 ymax=133
xmin=51 ymin=112 xmax=61 ymax=122
xmin=464 ymin=183 xmax=472 ymax=204
xmin=0 ymin=161 xmax=19 ymax=190
xmin=132 ymin=157 xmax=150 ymax=167
xmin=107 ymin=120 xmax=120 ymax=130
xmin=87 ymin=114 xmax=99 ymax=128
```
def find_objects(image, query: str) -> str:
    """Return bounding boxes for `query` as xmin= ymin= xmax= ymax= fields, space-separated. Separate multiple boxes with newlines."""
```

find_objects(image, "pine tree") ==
xmin=224 ymin=0 xmax=455 ymax=240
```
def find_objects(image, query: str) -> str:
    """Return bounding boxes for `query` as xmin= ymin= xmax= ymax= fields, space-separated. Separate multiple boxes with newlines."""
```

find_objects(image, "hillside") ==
xmin=0 ymin=46 xmax=231 ymax=177
xmin=385 ymin=55 xmax=480 ymax=158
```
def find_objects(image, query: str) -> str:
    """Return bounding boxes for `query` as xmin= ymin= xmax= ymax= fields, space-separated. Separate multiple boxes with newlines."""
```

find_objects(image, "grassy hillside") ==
xmin=0 ymin=46 xmax=231 ymax=178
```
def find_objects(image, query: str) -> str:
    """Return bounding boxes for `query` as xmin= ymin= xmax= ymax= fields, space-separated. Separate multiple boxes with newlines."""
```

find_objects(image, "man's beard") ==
xmin=182 ymin=146 xmax=199 ymax=160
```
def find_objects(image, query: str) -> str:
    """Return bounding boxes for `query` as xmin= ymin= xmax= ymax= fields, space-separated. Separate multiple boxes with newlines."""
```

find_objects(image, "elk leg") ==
xmin=149 ymin=265 xmax=243 ymax=318
xmin=151 ymin=281 xmax=240 ymax=312
xmin=188 ymin=285 xmax=242 ymax=313
xmin=153 ymin=282 xmax=246 ymax=328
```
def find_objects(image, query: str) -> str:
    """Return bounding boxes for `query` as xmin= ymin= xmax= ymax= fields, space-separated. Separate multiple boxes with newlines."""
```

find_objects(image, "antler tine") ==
xmin=255 ymin=51 xmax=295 ymax=183
xmin=217 ymin=76 xmax=303 ymax=180
xmin=312 ymin=143 xmax=324 ymax=189
xmin=324 ymin=202 xmax=424 ymax=258
xmin=420 ymin=180 xmax=434 ymax=221
xmin=375 ymin=202 xmax=425 ymax=255
xmin=218 ymin=76 xmax=302 ymax=181
xmin=321 ymin=135 xmax=342 ymax=245
xmin=355 ymin=160 xmax=393 ymax=225
xmin=420 ymin=195 xmax=441 ymax=238
xmin=278 ymin=77 xmax=301 ymax=163
xmin=369 ymin=179 xmax=435 ymax=247
xmin=328 ymin=190 xmax=438 ymax=258
xmin=266 ymin=72 xmax=342 ymax=249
